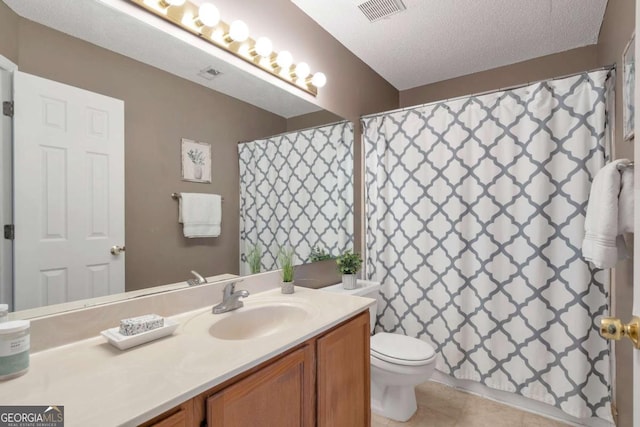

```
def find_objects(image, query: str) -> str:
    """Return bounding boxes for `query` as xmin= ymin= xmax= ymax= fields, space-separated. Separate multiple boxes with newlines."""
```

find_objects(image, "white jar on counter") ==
xmin=0 ymin=320 xmax=30 ymax=380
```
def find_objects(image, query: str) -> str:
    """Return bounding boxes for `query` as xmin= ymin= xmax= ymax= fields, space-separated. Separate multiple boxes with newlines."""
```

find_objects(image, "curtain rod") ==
xmin=361 ymin=64 xmax=616 ymax=120
xmin=238 ymin=119 xmax=350 ymax=144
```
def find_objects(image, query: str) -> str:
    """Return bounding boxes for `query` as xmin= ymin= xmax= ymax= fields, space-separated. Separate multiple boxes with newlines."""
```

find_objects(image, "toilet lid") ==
xmin=371 ymin=333 xmax=435 ymax=365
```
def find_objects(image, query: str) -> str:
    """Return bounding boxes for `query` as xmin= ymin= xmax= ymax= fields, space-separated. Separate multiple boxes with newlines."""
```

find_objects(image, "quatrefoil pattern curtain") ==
xmin=239 ymin=121 xmax=354 ymax=274
xmin=363 ymin=70 xmax=613 ymax=422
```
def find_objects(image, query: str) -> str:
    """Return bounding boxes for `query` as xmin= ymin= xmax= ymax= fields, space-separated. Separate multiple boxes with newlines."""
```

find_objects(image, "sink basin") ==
xmin=209 ymin=303 xmax=311 ymax=340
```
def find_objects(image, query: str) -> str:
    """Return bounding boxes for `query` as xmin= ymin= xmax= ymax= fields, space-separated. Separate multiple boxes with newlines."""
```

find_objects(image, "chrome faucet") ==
xmin=212 ymin=281 xmax=249 ymax=314
xmin=187 ymin=270 xmax=207 ymax=286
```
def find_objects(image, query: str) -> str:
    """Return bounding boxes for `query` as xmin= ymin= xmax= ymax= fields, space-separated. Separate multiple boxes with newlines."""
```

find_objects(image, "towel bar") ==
xmin=172 ymin=193 xmax=224 ymax=201
xmin=617 ymin=161 xmax=635 ymax=171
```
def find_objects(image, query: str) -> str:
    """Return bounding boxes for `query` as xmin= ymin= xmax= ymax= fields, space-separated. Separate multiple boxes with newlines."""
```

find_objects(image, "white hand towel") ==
xmin=178 ymin=193 xmax=221 ymax=238
xmin=582 ymin=159 xmax=632 ymax=268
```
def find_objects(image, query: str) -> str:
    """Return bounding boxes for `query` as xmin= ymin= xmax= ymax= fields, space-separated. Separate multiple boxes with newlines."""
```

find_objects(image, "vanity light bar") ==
xmin=131 ymin=0 xmax=326 ymax=96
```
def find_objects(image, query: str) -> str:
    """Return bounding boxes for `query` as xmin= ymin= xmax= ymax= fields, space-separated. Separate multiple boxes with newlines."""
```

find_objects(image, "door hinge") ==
xmin=4 ymin=224 xmax=14 ymax=240
xmin=2 ymin=101 xmax=13 ymax=117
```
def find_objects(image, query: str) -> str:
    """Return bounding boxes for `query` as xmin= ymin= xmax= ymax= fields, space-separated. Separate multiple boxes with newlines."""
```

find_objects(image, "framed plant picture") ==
xmin=623 ymin=33 xmax=635 ymax=141
xmin=181 ymin=138 xmax=212 ymax=183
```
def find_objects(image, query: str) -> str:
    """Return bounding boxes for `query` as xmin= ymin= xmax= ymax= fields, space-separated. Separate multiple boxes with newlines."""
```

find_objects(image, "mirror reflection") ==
xmin=239 ymin=121 xmax=354 ymax=275
xmin=0 ymin=0 xmax=353 ymax=314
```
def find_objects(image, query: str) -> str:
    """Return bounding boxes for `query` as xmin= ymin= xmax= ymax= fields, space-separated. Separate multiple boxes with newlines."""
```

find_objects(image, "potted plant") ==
xmin=309 ymin=246 xmax=333 ymax=262
xmin=336 ymin=251 xmax=362 ymax=290
xmin=278 ymin=247 xmax=295 ymax=294
xmin=247 ymin=244 xmax=262 ymax=274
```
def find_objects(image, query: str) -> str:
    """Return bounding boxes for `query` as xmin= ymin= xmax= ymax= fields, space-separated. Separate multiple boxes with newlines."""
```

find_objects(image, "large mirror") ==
xmin=0 ymin=0 xmax=353 ymax=315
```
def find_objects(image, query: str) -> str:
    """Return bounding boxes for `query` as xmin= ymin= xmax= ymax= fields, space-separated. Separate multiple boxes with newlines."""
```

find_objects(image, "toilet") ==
xmin=320 ymin=280 xmax=437 ymax=422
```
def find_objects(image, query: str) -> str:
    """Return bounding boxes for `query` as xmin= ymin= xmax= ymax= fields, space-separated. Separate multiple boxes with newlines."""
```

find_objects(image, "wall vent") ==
xmin=198 ymin=67 xmax=222 ymax=80
xmin=357 ymin=0 xmax=406 ymax=22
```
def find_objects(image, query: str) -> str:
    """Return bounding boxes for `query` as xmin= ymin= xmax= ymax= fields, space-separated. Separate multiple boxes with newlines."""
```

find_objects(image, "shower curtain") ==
xmin=239 ymin=121 xmax=353 ymax=275
xmin=363 ymin=70 xmax=613 ymax=422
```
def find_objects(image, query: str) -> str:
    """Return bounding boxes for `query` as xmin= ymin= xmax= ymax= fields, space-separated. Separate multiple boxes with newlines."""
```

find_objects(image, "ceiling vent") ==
xmin=357 ymin=0 xmax=406 ymax=22
xmin=198 ymin=67 xmax=222 ymax=80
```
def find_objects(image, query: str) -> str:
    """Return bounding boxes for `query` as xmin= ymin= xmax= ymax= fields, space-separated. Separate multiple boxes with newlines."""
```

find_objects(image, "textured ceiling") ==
xmin=292 ymin=0 xmax=608 ymax=90
xmin=3 ymin=0 xmax=321 ymax=118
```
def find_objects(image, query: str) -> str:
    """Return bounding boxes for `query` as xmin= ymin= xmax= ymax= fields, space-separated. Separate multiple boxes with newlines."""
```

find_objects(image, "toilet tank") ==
xmin=319 ymin=280 xmax=382 ymax=333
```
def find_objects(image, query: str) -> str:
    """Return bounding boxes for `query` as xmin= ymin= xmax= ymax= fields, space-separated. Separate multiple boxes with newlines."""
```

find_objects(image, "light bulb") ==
xmin=311 ymin=72 xmax=327 ymax=88
xmin=254 ymin=37 xmax=273 ymax=58
xmin=197 ymin=3 xmax=220 ymax=27
xmin=276 ymin=51 xmax=293 ymax=69
xmin=228 ymin=20 xmax=249 ymax=42
xmin=294 ymin=62 xmax=310 ymax=79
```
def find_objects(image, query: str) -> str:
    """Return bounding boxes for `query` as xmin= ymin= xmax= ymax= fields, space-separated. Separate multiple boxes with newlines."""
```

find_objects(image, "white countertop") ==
xmin=0 ymin=287 xmax=372 ymax=427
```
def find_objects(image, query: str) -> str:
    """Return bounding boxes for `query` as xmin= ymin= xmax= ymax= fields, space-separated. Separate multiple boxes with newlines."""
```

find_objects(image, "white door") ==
xmin=13 ymin=72 xmax=125 ymax=310
xmin=0 ymin=67 xmax=12 ymax=309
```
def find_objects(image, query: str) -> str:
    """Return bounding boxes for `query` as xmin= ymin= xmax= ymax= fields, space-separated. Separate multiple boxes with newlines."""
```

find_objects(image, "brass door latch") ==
xmin=600 ymin=316 xmax=640 ymax=349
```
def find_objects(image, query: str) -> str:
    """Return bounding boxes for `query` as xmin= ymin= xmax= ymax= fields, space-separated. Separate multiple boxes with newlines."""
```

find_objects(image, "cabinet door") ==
xmin=207 ymin=346 xmax=314 ymax=427
xmin=142 ymin=400 xmax=194 ymax=427
xmin=317 ymin=311 xmax=370 ymax=427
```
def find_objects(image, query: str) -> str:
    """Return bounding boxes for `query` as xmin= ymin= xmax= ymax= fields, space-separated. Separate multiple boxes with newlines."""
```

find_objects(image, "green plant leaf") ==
xmin=336 ymin=251 xmax=362 ymax=274
xmin=278 ymin=246 xmax=295 ymax=282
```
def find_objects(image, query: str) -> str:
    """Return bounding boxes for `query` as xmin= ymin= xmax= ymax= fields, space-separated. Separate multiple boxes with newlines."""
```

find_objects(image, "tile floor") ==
xmin=371 ymin=381 xmax=571 ymax=427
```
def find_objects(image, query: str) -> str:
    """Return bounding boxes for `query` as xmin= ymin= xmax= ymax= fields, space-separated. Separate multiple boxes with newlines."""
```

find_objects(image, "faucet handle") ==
xmin=212 ymin=280 xmax=247 ymax=314
xmin=223 ymin=279 xmax=244 ymax=295
xmin=190 ymin=270 xmax=207 ymax=284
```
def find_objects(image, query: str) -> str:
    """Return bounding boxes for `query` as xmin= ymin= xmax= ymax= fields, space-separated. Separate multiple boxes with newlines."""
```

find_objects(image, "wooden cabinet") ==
xmin=317 ymin=311 xmax=370 ymax=427
xmin=206 ymin=345 xmax=315 ymax=427
xmin=139 ymin=311 xmax=369 ymax=427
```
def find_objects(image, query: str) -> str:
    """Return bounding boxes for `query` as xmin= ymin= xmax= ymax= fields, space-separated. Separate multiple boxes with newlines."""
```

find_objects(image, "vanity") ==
xmin=0 ymin=281 xmax=372 ymax=427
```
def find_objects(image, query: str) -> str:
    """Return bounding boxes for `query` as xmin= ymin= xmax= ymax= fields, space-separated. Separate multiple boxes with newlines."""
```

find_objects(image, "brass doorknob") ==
xmin=600 ymin=316 xmax=640 ymax=349
xmin=110 ymin=245 xmax=126 ymax=255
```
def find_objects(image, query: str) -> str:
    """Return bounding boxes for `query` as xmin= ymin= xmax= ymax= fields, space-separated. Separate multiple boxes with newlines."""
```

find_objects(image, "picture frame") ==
xmin=181 ymin=138 xmax=212 ymax=183
xmin=623 ymin=33 xmax=635 ymax=141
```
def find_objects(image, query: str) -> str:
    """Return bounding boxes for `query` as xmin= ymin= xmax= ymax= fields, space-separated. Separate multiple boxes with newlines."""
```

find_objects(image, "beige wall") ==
xmin=399 ymin=46 xmax=599 ymax=107
xmin=0 ymin=2 xmax=17 ymax=65
xmin=286 ymin=110 xmax=343 ymax=132
xmin=597 ymin=1 xmax=636 ymax=426
xmin=6 ymin=17 xmax=287 ymax=291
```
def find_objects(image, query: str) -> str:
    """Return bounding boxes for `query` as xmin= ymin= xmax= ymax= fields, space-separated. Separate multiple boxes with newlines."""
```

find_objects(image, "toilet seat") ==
xmin=371 ymin=332 xmax=435 ymax=366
